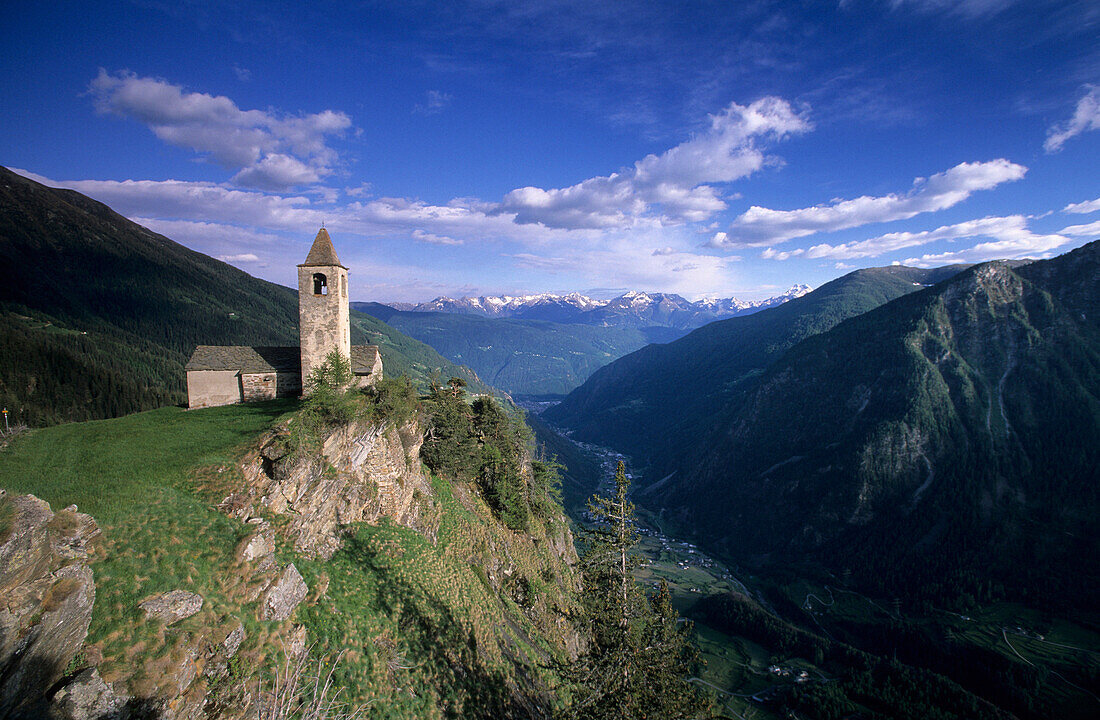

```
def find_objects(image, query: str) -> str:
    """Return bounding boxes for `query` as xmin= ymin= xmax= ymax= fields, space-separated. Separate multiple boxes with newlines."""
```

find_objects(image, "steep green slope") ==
xmin=0 ymin=166 xmax=484 ymax=425
xmin=348 ymin=310 xmax=488 ymax=394
xmin=667 ymin=241 xmax=1100 ymax=610
xmin=524 ymin=412 xmax=604 ymax=516
xmin=544 ymin=265 xmax=965 ymax=474
xmin=0 ymin=392 xmax=580 ymax=718
xmin=355 ymin=302 xmax=674 ymax=395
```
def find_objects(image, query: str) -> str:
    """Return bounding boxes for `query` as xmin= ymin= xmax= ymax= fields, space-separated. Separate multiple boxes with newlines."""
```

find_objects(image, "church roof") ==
xmin=186 ymin=346 xmax=300 ymax=373
xmin=350 ymin=345 xmax=382 ymax=374
xmin=299 ymin=227 xmax=344 ymax=267
xmin=186 ymin=345 xmax=381 ymax=375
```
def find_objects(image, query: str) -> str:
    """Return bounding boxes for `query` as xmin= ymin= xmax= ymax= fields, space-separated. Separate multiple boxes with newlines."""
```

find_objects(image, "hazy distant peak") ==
xmin=389 ymin=286 xmax=812 ymax=329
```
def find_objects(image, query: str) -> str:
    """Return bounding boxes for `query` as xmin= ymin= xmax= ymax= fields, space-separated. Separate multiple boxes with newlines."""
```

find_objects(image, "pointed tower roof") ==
xmin=299 ymin=227 xmax=345 ymax=268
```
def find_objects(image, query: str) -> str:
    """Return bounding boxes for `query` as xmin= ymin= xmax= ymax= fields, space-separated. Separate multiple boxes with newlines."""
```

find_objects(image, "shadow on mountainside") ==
xmin=2 ymin=654 xmax=165 ymax=720
xmin=340 ymin=532 xmax=541 ymax=720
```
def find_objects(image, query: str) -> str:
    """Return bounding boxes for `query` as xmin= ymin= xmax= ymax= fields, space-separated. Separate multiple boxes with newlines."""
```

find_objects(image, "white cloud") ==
xmin=7 ymin=166 xmax=757 ymax=297
xmin=411 ymin=229 xmax=462 ymax=245
xmin=512 ymin=236 xmax=736 ymax=298
xmin=947 ymin=228 xmax=1068 ymax=258
xmin=1064 ymin=196 xmax=1100 ymax=214
xmin=1060 ymin=219 xmax=1100 ymax=237
xmin=497 ymin=97 xmax=811 ymax=229
xmin=761 ymin=215 xmax=1072 ymax=264
xmin=88 ymin=70 xmax=351 ymax=190
xmin=888 ymin=0 xmax=1017 ymax=18
xmin=760 ymin=247 xmax=804 ymax=261
xmin=233 ymin=65 xmax=251 ymax=82
xmin=231 ymin=154 xmax=325 ymax=190
xmin=413 ymin=90 xmax=453 ymax=115
xmin=719 ymin=160 xmax=1027 ymax=247
xmin=705 ymin=231 xmax=730 ymax=247
xmin=130 ymin=217 xmax=283 ymax=246
xmin=10 ymin=169 xmax=575 ymax=248
xmin=13 ymin=171 xmax=316 ymax=226
xmin=345 ymin=182 xmax=373 ymax=198
xmin=798 ymin=215 xmax=1030 ymax=260
xmin=1045 ymin=85 xmax=1100 ymax=153
xmin=128 ymin=218 xmax=282 ymax=270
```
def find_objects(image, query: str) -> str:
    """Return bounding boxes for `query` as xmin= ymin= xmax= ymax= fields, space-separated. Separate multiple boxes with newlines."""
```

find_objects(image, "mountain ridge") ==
xmin=543 ymin=264 xmax=967 ymax=471
xmin=389 ymin=285 xmax=812 ymax=328
xmin=648 ymin=242 xmax=1100 ymax=609
xmin=354 ymin=302 xmax=666 ymax=395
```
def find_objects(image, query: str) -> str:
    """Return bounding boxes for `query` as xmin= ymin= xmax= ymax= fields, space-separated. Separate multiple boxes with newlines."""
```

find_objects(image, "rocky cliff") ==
xmin=0 ymin=492 xmax=98 ymax=718
xmin=224 ymin=416 xmax=436 ymax=560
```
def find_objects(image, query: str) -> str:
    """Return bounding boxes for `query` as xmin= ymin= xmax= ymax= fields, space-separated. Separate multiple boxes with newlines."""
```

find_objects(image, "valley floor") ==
xmin=532 ymin=412 xmax=1100 ymax=720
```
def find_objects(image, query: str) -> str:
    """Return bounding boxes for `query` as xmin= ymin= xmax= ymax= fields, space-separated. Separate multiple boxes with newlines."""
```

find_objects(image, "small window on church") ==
xmin=313 ymin=273 xmax=328 ymax=296
xmin=342 ymin=276 xmax=347 ymax=297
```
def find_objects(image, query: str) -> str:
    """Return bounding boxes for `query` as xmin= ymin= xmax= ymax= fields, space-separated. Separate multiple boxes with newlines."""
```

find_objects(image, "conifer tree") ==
xmin=565 ymin=460 xmax=711 ymax=720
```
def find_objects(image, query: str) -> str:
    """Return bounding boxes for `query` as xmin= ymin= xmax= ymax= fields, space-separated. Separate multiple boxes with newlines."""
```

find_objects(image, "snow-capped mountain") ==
xmin=400 ymin=292 xmax=606 ymax=322
xmin=389 ymin=285 xmax=813 ymax=330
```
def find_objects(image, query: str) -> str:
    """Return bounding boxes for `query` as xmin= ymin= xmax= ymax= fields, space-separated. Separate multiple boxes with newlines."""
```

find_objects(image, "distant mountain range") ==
xmin=360 ymin=287 xmax=814 ymax=395
xmin=388 ymin=286 xmax=812 ymax=329
xmin=545 ymin=265 xmax=964 ymax=467
xmin=357 ymin=285 xmax=813 ymax=397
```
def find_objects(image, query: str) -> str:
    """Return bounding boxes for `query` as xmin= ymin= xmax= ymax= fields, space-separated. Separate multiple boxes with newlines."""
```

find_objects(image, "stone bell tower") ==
xmin=298 ymin=227 xmax=351 ymax=390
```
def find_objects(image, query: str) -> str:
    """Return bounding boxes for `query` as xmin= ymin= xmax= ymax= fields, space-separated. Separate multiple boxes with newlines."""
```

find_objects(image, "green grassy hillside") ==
xmin=355 ymin=302 xmax=678 ymax=396
xmin=0 ymin=166 xmax=485 ymax=425
xmin=0 ymin=397 xmax=579 ymax=717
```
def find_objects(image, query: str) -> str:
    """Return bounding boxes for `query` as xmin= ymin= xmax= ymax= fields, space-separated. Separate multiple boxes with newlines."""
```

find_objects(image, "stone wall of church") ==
xmin=298 ymin=265 xmax=351 ymax=387
xmin=187 ymin=370 xmax=242 ymax=409
xmin=242 ymin=372 xmax=302 ymax=401
xmin=353 ymin=354 xmax=384 ymax=389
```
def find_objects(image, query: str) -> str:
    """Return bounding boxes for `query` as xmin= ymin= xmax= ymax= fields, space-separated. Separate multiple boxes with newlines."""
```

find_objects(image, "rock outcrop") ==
xmin=260 ymin=564 xmax=307 ymax=621
xmin=51 ymin=667 xmax=130 ymax=720
xmin=0 ymin=492 xmax=99 ymax=719
xmin=225 ymin=417 xmax=437 ymax=558
xmin=139 ymin=589 xmax=204 ymax=626
xmin=235 ymin=530 xmax=276 ymax=571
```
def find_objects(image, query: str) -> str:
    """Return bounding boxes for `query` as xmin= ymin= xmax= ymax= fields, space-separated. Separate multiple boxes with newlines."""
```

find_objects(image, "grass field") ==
xmin=0 ymin=401 xmax=297 ymax=686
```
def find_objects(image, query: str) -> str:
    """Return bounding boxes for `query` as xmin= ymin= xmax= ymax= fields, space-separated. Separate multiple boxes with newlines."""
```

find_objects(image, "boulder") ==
xmin=52 ymin=667 xmax=130 ymax=720
xmin=287 ymin=624 xmax=308 ymax=659
xmin=236 ymin=531 xmax=276 ymax=571
xmin=204 ymin=618 xmax=246 ymax=683
xmin=139 ymin=590 xmax=203 ymax=626
xmin=222 ymin=618 xmax=245 ymax=658
xmin=260 ymin=564 xmax=307 ymax=621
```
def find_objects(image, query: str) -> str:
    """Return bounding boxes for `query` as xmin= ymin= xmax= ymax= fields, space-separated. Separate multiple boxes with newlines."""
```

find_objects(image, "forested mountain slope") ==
xmin=664 ymin=241 xmax=1100 ymax=609
xmin=544 ymin=265 xmax=965 ymax=474
xmin=355 ymin=302 xmax=673 ymax=395
xmin=0 ymin=166 xmax=484 ymax=425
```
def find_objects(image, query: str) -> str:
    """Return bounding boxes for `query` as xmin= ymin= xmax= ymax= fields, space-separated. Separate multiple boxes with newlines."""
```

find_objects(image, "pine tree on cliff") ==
xmin=565 ymin=460 xmax=711 ymax=720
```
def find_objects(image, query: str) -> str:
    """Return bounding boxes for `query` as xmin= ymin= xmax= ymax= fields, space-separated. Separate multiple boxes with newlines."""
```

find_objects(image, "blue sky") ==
xmin=2 ymin=0 xmax=1099 ymax=302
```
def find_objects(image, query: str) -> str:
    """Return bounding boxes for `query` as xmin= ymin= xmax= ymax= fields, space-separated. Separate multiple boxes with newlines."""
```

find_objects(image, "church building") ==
xmin=185 ymin=228 xmax=382 ymax=409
